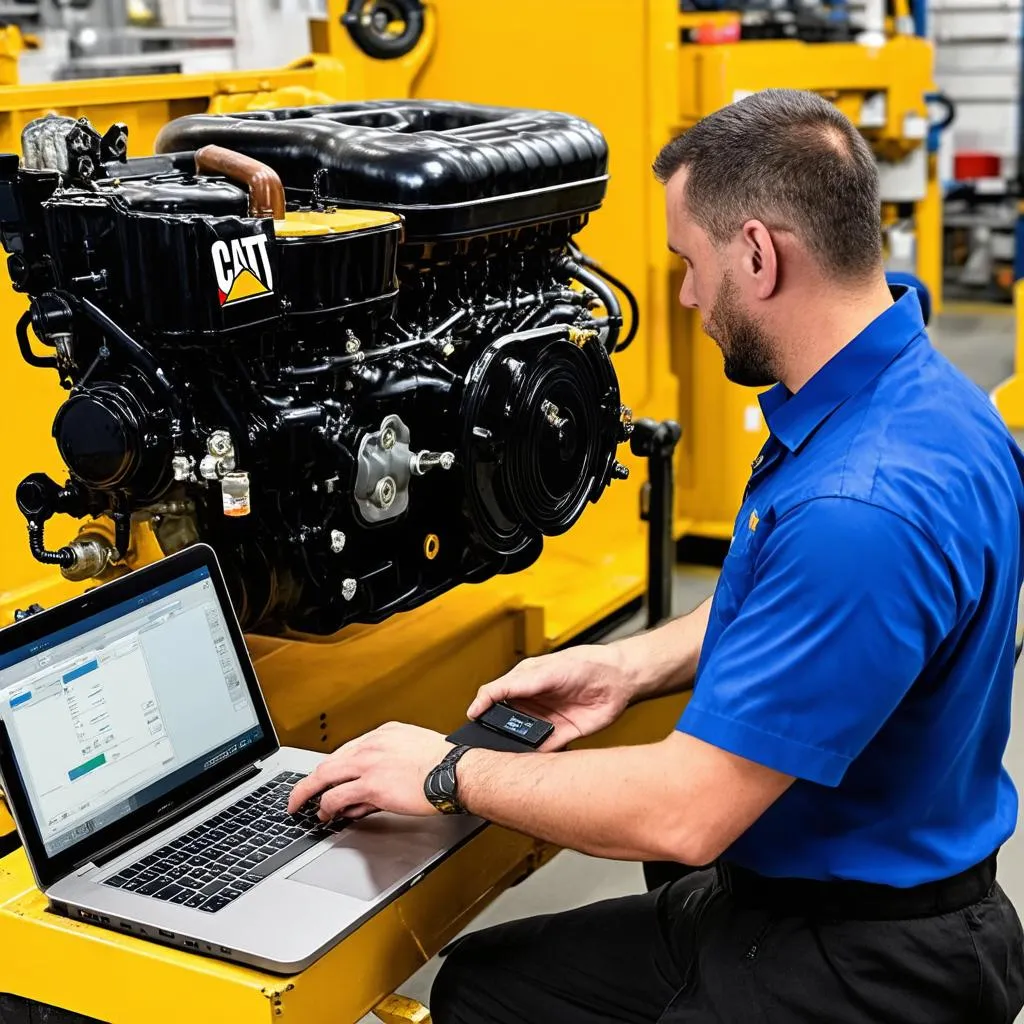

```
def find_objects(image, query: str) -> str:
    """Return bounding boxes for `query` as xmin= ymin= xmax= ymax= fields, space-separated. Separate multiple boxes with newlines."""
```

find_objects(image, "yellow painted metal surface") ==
xmin=0 ymin=797 xmax=13 ymax=839
xmin=992 ymin=280 xmax=1024 ymax=429
xmin=373 ymin=995 xmax=432 ymax=1023
xmin=275 ymin=208 xmax=401 ymax=236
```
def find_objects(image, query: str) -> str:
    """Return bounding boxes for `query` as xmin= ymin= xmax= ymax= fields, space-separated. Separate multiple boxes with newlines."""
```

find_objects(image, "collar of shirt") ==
xmin=757 ymin=286 xmax=926 ymax=454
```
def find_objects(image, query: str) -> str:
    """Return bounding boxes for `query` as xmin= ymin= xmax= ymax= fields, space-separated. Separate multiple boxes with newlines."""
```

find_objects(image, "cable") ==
xmin=16 ymin=311 xmax=57 ymax=369
xmin=27 ymin=521 xmax=75 ymax=569
xmin=558 ymin=257 xmax=622 ymax=354
xmin=568 ymin=247 xmax=640 ymax=352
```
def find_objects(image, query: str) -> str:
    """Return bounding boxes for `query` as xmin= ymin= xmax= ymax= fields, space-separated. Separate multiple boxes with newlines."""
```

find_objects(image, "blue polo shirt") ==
xmin=679 ymin=287 xmax=1024 ymax=886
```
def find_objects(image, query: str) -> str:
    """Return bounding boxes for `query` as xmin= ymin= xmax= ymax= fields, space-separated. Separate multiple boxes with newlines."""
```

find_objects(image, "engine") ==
xmin=0 ymin=101 xmax=633 ymax=634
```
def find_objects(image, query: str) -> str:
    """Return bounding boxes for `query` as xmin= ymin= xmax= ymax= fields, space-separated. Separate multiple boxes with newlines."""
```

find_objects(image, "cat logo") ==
xmin=211 ymin=234 xmax=274 ymax=306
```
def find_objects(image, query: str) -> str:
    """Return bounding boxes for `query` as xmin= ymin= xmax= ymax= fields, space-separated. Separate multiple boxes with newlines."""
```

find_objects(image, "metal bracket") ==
xmin=374 ymin=994 xmax=432 ymax=1023
xmin=630 ymin=418 xmax=683 ymax=629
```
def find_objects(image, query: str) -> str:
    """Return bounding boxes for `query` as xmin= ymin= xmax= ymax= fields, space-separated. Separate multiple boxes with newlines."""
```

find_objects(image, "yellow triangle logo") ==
xmin=224 ymin=268 xmax=269 ymax=305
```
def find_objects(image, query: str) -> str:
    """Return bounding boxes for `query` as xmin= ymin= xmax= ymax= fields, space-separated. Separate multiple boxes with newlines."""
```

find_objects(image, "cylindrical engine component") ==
xmin=51 ymin=375 xmax=172 ymax=501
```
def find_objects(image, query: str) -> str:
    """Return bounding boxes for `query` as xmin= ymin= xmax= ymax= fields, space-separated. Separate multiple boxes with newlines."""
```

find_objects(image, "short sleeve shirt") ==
xmin=679 ymin=288 xmax=1024 ymax=885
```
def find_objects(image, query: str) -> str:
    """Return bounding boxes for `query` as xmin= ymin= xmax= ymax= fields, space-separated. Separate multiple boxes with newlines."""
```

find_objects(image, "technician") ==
xmin=290 ymin=90 xmax=1024 ymax=1022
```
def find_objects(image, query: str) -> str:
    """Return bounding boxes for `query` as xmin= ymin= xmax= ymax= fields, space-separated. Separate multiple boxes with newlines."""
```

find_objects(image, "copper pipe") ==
xmin=194 ymin=144 xmax=285 ymax=219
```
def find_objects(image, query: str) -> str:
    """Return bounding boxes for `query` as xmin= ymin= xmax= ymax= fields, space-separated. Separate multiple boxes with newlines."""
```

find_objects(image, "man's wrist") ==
xmin=612 ymin=632 xmax=669 ymax=703
xmin=449 ymin=746 xmax=487 ymax=814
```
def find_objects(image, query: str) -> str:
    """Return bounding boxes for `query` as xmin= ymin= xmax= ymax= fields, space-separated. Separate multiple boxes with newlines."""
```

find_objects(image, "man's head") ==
xmin=654 ymin=89 xmax=884 ymax=387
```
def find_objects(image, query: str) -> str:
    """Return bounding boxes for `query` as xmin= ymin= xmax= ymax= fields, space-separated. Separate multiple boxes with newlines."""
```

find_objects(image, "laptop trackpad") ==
xmin=286 ymin=816 xmax=447 ymax=902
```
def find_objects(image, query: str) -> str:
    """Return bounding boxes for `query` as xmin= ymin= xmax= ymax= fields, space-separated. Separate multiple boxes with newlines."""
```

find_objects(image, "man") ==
xmin=289 ymin=90 xmax=1024 ymax=1022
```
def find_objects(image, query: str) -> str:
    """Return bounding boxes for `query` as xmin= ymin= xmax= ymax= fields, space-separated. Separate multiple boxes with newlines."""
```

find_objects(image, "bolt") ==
xmin=330 ymin=529 xmax=346 ymax=554
xmin=440 ymin=452 xmax=455 ymax=470
xmin=171 ymin=454 xmax=194 ymax=482
xmin=341 ymin=578 xmax=357 ymax=601
xmin=611 ymin=461 xmax=630 ymax=480
xmin=381 ymin=426 xmax=397 ymax=451
xmin=541 ymin=399 xmax=568 ymax=433
xmin=345 ymin=331 xmax=361 ymax=354
xmin=208 ymin=430 xmax=233 ymax=457
xmin=619 ymin=407 xmax=635 ymax=437
xmin=373 ymin=476 xmax=398 ymax=509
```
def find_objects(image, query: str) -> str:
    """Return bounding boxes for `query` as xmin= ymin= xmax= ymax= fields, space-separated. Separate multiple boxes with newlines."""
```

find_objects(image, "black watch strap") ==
xmin=424 ymin=744 xmax=472 ymax=815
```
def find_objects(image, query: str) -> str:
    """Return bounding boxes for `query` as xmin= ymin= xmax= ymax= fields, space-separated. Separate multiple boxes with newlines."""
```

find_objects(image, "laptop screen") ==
xmin=0 ymin=565 xmax=264 ymax=858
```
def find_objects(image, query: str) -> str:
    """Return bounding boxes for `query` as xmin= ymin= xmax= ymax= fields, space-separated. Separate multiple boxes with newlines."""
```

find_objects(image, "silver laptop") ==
xmin=0 ymin=544 xmax=482 ymax=973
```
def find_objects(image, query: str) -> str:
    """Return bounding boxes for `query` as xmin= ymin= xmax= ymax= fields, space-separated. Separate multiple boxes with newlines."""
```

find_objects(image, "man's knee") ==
xmin=429 ymin=937 xmax=481 ymax=1024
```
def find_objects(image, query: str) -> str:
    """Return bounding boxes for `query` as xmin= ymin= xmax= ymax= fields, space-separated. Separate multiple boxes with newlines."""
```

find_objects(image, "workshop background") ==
xmin=0 ymin=1 xmax=1021 ymax=1022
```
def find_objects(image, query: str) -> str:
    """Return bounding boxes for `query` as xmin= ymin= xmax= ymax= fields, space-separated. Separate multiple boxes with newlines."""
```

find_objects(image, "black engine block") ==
xmin=2 ymin=101 xmax=633 ymax=634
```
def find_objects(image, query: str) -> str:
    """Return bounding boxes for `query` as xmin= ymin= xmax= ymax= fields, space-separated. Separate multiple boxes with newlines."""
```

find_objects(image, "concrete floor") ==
xmin=361 ymin=307 xmax=1024 ymax=1021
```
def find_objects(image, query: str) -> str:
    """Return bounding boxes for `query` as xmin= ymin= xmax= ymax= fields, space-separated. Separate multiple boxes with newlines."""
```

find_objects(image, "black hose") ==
xmin=16 ymin=311 xmax=57 ymax=369
xmin=558 ymin=257 xmax=622 ymax=354
xmin=27 ymin=521 xmax=75 ymax=568
xmin=571 ymin=250 xmax=640 ymax=352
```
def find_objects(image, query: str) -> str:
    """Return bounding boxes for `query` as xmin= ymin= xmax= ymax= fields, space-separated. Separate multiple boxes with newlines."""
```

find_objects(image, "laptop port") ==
xmin=158 ymin=929 xmax=175 ymax=939
xmin=183 ymin=939 xmax=199 ymax=949
xmin=219 ymin=946 xmax=232 ymax=955
xmin=118 ymin=922 xmax=133 ymax=931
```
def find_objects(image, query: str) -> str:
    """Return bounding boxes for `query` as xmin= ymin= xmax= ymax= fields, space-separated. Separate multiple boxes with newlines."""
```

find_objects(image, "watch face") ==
xmin=435 ymin=797 xmax=459 ymax=815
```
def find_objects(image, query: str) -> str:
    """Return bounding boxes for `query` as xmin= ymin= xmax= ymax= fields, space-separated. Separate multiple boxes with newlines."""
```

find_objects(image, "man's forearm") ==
xmin=613 ymin=597 xmax=713 ymax=703
xmin=457 ymin=742 xmax=693 ymax=862
xmin=456 ymin=728 xmax=791 ymax=865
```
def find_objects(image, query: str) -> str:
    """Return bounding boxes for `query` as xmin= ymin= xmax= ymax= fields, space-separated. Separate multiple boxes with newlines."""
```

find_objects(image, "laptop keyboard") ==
xmin=102 ymin=771 xmax=344 ymax=913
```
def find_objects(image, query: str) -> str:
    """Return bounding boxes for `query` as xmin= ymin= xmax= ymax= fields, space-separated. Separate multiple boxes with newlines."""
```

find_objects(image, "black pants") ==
xmin=430 ymin=864 xmax=1024 ymax=1023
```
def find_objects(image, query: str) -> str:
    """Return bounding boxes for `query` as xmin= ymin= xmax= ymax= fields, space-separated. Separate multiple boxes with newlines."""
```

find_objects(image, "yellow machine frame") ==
xmin=992 ymin=276 xmax=1024 ymax=429
xmin=0 ymin=3 xmax=936 ymax=1020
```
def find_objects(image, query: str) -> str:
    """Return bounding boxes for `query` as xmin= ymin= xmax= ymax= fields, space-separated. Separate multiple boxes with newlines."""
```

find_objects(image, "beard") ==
xmin=703 ymin=272 xmax=778 ymax=388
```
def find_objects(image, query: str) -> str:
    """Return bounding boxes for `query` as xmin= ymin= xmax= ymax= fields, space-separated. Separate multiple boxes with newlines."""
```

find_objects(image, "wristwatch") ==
xmin=424 ymin=744 xmax=472 ymax=814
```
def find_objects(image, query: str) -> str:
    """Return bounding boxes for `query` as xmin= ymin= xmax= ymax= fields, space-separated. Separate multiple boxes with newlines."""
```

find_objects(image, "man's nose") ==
xmin=678 ymin=272 xmax=698 ymax=310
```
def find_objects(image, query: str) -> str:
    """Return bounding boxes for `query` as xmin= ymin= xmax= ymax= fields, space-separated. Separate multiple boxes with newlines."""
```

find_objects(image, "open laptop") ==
xmin=0 ymin=544 xmax=482 ymax=973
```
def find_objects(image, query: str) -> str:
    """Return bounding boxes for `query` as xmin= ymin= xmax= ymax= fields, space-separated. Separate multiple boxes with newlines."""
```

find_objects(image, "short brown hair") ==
xmin=653 ymin=89 xmax=883 ymax=280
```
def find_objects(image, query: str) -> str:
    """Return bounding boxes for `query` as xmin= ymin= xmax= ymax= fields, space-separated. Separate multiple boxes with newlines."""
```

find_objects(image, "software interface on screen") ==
xmin=0 ymin=567 xmax=264 ymax=858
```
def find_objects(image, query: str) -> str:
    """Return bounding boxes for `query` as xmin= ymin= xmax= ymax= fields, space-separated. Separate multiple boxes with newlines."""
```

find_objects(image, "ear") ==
xmin=740 ymin=219 xmax=779 ymax=299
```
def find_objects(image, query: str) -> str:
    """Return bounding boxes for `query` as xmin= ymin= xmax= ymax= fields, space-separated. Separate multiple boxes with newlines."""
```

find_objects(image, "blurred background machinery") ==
xmin=0 ymin=2 xmax=942 ymax=1021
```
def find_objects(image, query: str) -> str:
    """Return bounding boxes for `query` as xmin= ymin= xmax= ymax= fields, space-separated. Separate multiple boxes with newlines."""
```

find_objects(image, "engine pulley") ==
xmin=52 ymin=373 xmax=171 ymax=500
xmin=461 ymin=325 xmax=622 ymax=555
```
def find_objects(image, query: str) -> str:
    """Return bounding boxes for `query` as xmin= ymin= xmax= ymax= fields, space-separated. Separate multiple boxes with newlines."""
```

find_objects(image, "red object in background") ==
xmin=691 ymin=21 xmax=742 ymax=44
xmin=954 ymin=152 xmax=1002 ymax=180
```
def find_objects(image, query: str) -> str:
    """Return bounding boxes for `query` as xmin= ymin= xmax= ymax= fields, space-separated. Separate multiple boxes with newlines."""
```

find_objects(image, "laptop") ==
xmin=0 ymin=544 xmax=482 ymax=973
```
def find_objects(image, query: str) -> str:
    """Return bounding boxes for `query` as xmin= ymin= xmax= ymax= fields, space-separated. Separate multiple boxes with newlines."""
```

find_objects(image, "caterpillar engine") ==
xmin=1 ymin=101 xmax=633 ymax=634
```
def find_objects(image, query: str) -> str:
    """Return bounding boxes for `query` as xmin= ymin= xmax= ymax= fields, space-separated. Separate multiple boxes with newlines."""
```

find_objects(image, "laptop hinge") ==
xmin=82 ymin=762 xmax=262 ymax=870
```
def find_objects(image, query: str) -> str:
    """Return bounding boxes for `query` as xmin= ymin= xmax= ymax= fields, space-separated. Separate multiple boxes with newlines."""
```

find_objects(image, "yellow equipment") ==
xmin=992 ymin=277 xmax=1024 ymax=429
xmin=0 ymin=3 xmax=937 ymax=1021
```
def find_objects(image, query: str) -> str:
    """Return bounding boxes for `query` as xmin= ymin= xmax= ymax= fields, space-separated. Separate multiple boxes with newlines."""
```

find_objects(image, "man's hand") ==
xmin=287 ymin=722 xmax=453 ymax=821
xmin=467 ymin=645 xmax=637 ymax=750
xmin=468 ymin=598 xmax=715 ymax=750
